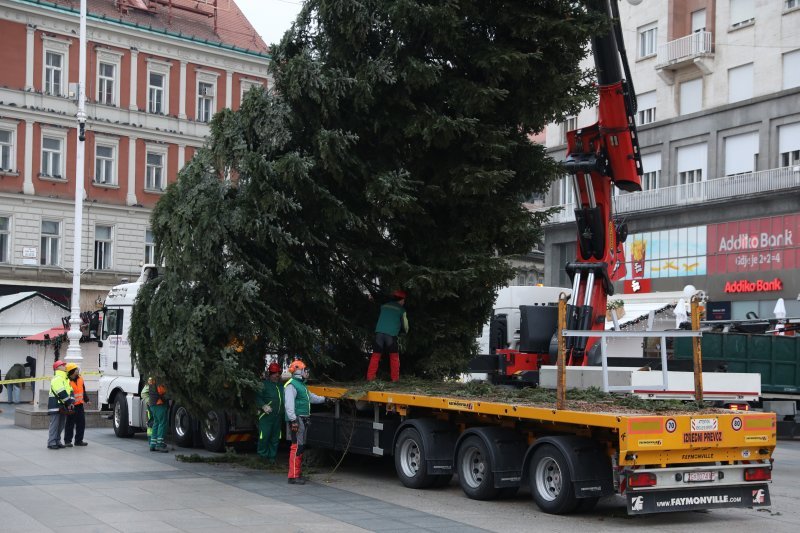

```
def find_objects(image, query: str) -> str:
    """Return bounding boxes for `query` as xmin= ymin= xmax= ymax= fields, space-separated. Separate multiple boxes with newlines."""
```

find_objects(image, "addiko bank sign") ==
xmin=707 ymin=214 xmax=799 ymax=275
xmin=723 ymin=278 xmax=783 ymax=293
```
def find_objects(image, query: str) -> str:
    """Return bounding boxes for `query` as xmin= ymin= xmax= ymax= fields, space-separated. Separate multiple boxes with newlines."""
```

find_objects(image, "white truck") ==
xmin=97 ymin=265 xmax=255 ymax=452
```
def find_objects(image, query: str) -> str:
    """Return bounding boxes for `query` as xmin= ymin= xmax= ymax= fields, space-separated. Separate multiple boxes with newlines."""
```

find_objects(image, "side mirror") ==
xmin=97 ymin=340 xmax=103 ymax=348
xmin=112 ymin=362 xmax=118 ymax=370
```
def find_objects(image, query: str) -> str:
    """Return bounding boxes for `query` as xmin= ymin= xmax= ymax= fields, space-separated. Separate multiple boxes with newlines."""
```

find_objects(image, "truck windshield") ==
xmin=102 ymin=308 xmax=124 ymax=339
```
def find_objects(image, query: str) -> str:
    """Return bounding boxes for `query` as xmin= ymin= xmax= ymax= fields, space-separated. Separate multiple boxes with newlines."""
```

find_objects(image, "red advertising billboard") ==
xmin=707 ymin=214 xmax=799 ymax=274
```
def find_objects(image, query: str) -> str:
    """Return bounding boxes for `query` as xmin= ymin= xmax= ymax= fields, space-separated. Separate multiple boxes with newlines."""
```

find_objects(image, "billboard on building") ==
xmin=625 ymin=226 xmax=707 ymax=279
xmin=707 ymin=214 xmax=798 ymax=274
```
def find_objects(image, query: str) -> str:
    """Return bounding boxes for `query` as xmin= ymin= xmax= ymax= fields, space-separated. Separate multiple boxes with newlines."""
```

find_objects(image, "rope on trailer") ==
xmin=323 ymin=399 xmax=358 ymax=482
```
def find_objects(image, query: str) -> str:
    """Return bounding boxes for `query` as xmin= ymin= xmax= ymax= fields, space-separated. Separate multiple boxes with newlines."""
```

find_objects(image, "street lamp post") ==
xmin=65 ymin=0 xmax=87 ymax=362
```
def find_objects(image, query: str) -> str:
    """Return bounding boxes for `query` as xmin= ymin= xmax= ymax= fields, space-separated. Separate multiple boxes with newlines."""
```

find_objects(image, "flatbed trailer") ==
xmin=306 ymin=385 xmax=776 ymax=515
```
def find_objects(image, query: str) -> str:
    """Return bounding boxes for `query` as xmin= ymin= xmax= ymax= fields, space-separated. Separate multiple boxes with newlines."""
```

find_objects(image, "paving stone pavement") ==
xmin=0 ymin=406 xmax=489 ymax=533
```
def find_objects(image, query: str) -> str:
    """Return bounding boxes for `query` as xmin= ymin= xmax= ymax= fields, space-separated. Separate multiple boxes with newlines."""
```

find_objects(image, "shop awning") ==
xmin=23 ymin=326 xmax=69 ymax=343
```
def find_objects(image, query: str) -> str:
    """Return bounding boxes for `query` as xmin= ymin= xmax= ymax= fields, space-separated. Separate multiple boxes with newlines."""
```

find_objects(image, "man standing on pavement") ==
xmin=47 ymin=360 xmax=74 ymax=449
xmin=366 ymin=290 xmax=409 ymax=382
xmin=5 ymin=362 xmax=26 ymax=404
xmin=285 ymin=360 xmax=328 ymax=484
xmin=64 ymin=363 xmax=89 ymax=447
xmin=256 ymin=362 xmax=284 ymax=464
xmin=148 ymin=377 xmax=169 ymax=452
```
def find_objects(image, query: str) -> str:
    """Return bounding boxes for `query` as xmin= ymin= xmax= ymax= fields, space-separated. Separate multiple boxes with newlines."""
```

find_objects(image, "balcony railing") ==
xmin=656 ymin=31 xmax=713 ymax=68
xmin=546 ymin=166 xmax=800 ymax=225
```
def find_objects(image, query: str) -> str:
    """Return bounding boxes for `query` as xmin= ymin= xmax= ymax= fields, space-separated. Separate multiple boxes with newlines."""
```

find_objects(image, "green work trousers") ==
xmin=257 ymin=411 xmax=282 ymax=461
xmin=150 ymin=404 xmax=168 ymax=449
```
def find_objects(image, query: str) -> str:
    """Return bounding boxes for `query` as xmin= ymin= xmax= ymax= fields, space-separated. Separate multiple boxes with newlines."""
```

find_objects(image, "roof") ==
xmin=605 ymin=301 xmax=675 ymax=330
xmin=29 ymin=0 xmax=268 ymax=55
xmin=24 ymin=326 xmax=69 ymax=343
xmin=0 ymin=291 xmax=69 ymax=313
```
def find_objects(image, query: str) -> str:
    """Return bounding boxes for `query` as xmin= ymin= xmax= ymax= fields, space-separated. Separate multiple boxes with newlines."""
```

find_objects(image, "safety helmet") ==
xmin=392 ymin=289 xmax=407 ymax=300
xmin=288 ymin=360 xmax=307 ymax=375
xmin=53 ymin=360 xmax=66 ymax=371
xmin=267 ymin=362 xmax=281 ymax=375
xmin=66 ymin=363 xmax=79 ymax=374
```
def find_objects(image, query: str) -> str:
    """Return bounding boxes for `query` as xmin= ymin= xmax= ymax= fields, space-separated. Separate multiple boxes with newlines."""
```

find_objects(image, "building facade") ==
xmin=0 ymin=0 xmax=268 ymax=308
xmin=542 ymin=0 xmax=800 ymax=319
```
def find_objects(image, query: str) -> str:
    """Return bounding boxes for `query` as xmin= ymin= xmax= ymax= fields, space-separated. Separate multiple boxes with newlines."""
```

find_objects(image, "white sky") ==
xmin=235 ymin=0 xmax=305 ymax=48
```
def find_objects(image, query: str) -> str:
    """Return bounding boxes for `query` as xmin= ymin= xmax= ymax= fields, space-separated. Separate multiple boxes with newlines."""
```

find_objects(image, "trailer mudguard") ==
xmin=523 ymin=435 xmax=614 ymax=499
xmin=394 ymin=418 xmax=456 ymax=476
xmin=456 ymin=427 xmax=526 ymax=488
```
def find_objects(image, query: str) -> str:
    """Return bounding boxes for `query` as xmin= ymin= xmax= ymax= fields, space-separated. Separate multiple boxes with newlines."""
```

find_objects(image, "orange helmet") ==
xmin=288 ymin=360 xmax=306 ymax=375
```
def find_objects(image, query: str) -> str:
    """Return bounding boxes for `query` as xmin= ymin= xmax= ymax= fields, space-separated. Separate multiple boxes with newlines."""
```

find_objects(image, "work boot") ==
xmin=47 ymin=445 xmax=60 ymax=450
xmin=156 ymin=446 xmax=169 ymax=453
xmin=288 ymin=477 xmax=306 ymax=485
xmin=65 ymin=442 xmax=73 ymax=447
xmin=75 ymin=441 xmax=88 ymax=447
xmin=57 ymin=443 xmax=66 ymax=449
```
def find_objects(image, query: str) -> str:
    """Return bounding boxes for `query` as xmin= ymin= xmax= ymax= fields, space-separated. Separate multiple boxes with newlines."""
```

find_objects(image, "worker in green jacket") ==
xmin=366 ymin=290 xmax=408 ymax=382
xmin=47 ymin=360 xmax=74 ymax=449
xmin=285 ymin=360 xmax=328 ymax=484
xmin=256 ymin=362 xmax=284 ymax=464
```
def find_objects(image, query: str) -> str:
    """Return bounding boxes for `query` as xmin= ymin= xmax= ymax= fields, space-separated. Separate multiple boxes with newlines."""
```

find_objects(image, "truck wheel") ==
xmin=113 ymin=393 xmax=132 ymax=438
xmin=529 ymin=444 xmax=578 ymax=514
xmin=200 ymin=409 xmax=227 ymax=452
xmin=457 ymin=436 xmax=500 ymax=500
xmin=394 ymin=427 xmax=434 ymax=489
xmin=172 ymin=405 xmax=195 ymax=448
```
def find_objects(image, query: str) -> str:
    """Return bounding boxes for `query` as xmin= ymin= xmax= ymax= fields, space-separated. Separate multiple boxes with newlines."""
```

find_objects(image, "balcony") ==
xmin=655 ymin=31 xmax=714 ymax=84
xmin=545 ymin=166 xmax=800 ymax=225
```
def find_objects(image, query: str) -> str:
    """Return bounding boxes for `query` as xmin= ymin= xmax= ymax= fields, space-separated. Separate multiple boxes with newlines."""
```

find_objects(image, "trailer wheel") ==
xmin=113 ymin=393 xmax=133 ymax=438
xmin=394 ymin=427 xmax=434 ymax=489
xmin=457 ymin=436 xmax=500 ymax=500
xmin=200 ymin=409 xmax=227 ymax=452
xmin=529 ymin=444 xmax=578 ymax=514
xmin=172 ymin=405 xmax=195 ymax=448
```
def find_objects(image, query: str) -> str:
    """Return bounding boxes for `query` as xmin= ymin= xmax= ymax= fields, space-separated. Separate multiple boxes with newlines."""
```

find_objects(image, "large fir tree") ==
xmin=130 ymin=0 xmax=604 ymax=414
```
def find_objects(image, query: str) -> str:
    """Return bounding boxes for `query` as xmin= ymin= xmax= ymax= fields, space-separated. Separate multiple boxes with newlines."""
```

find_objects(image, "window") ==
xmin=679 ymin=78 xmax=702 ymax=115
xmin=0 ymin=125 xmax=15 ymax=171
xmin=102 ymin=308 xmax=124 ymax=339
xmin=788 ymin=0 xmax=799 ymax=9
xmin=145 ymin=150 xmax=165 ymax=191
xmin=691 ymin=9 xmax=707 ymax=32
xmin=44 ymin=51 xmax=64 ymax=96
xmin=94 ymin=143 xmax=116 ymax=185
xmin=636 ymin=91 xmax=656 ymax=126
xmin=144 ymin=229 xmax=155 ymax=264
xmin=94 ymin=225 xmax=113 ymax=270
xmin=240 ymin=79 xmax=260 ymax=101
xmin=557 ymin=175 xmax=574 ymax=204
xmin=638 ymin=23 xmax=657 ymax=58
xmin=148 ymin=72 xmax=165 ymax=114
xmin=42 ymin=36 xmax=70 ymax=97
xmin=676 ymin=143 xmax=707 ymax=199
xmin=0 ymin=216 xmax=9 ymax=263
xmin=728 ymin=63 xmax=754 ymax=103
xmin=783 ymin=50 xmax=800 ymax=90
xmin=40 ymin=220 xmax=60 ymax=266
xmin=561 ymin=116 xmax=577 ymax=144
xmin=146 ymin=59 xmax=171 ymax=114
xmin=724 ymin=132 xmax=759 ymax=176
xmin=97 ymin=62 xmax=115 ymax=105
xmin=779 ymin=123 xmax=800 ymax=167
xmin=197 ymin=81 xmax=215 ymax=123
xmin=41 ymin=135 xmax=64 ymax=178
xmin=640 ymin=153 xmax=661 ymax=191
xmin=730 ymin=0 xmax=754 ymax=27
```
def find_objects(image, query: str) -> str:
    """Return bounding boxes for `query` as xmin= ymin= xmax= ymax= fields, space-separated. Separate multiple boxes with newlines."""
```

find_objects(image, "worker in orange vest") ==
xmin=65 ymin=363 xmax=89 ymax=447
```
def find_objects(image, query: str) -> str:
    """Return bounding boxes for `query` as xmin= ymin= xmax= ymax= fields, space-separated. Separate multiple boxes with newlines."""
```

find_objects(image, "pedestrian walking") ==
xmin=366 ymin=290 xmax=409 ymax=382
xmin=47 ymin=360 xmax=74 ymax=449
xmin=148 ymin=377 xmax=169 ymax=452
xmin=5 ymin=362 xmax=25 ymax=403
xmin=256 ymin=362 xmax=284 ymax=464
xmin=64 ymin=363 xmax=89 ymax=447
xmin=284 ymin=360 xmax=328 ymax=484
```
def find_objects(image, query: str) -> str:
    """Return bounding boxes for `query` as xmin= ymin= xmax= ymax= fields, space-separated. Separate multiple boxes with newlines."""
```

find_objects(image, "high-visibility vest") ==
xmin=70 ymin=376 xmax=86 ymax=405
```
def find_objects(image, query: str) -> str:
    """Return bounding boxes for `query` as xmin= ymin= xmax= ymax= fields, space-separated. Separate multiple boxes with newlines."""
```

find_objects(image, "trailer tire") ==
xmin=529 ymin=444 xmax=578 ymax=514
xmin=457 ymin=436 xmax=500 ymax=500
xmin=113 ymin=393 xmax=133 ymax=438
xmin=171 ymin=405 xmax=195 ymax=448
xmin=200 ymin=409 xmax=227 ymax=453
xmin=394 ymin=427 xmax=434 ymax=489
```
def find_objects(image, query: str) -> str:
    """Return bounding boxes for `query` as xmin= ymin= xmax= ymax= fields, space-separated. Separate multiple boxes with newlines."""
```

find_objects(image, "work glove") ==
xmin=261 ymin=404 xmax=272 ymax=415
xmin=290 ymin=421 xmax=299 ymax=433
